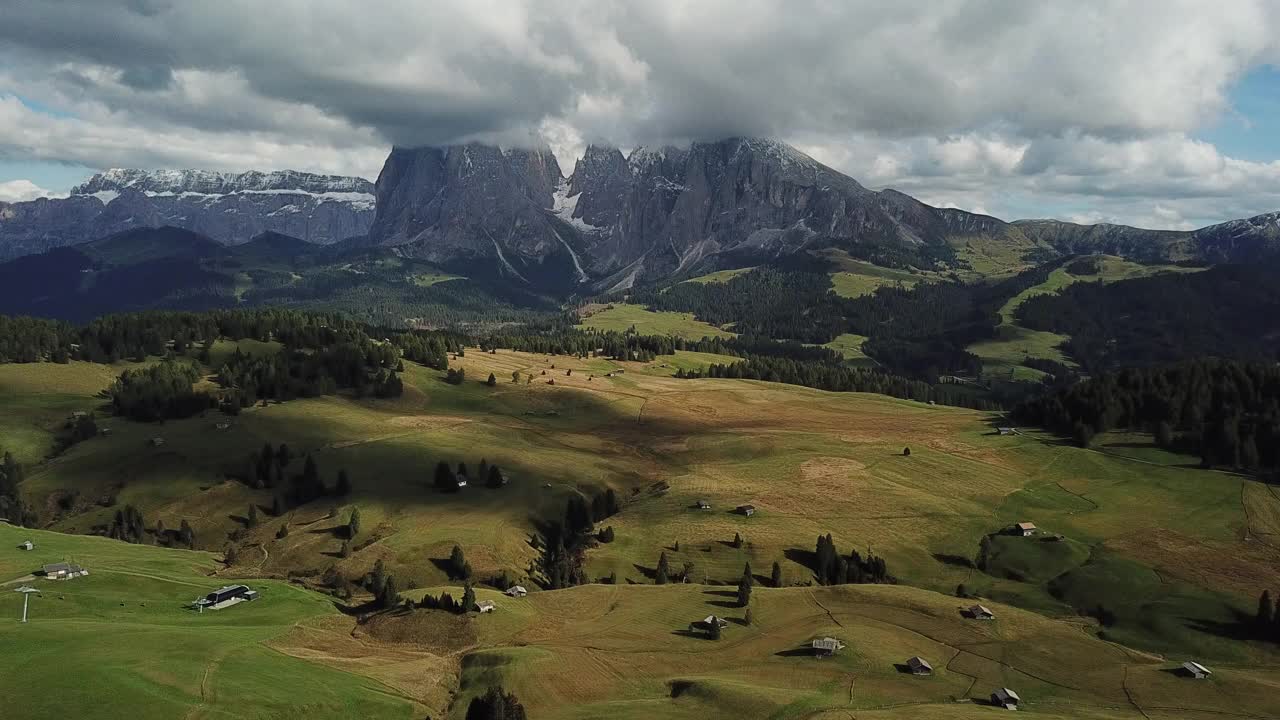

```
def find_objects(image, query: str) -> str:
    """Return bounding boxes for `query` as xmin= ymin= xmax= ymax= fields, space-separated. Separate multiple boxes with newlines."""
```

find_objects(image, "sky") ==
xmin=1 ymin=0 xmax=1279 ymax=230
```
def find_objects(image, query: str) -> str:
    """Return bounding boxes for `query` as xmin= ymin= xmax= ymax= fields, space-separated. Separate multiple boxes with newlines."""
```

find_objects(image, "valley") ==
xmin=4 ymin=338 xmax=1279 ymax=718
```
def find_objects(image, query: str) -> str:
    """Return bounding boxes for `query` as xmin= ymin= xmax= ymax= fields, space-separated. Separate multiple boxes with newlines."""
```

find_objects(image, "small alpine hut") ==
xmin=906 ymin=656 xmax=933 ymax=676
xmin=697 ymin=615 xmax=729 ymax=630
xmin=476 ymin=600 xmax=496 ymax=613
xmin=695 ymin=500 xmax=712 ymax=511
xmin=1182 ymin=661 xmax=1212 ymax=679
xmin=41 ymin=562 xmax=88 ymax=580
xmin=19 ymin=540 xmax=34 ymax=551
xmin=997 ymin=427 xmax=1017 ymax=436
xmin=504 ymin=585 xmax=528 ymax=598
xmin=968 ymin=604 xmax=996 ymax=620
xmin=1014 ymin=522 xmax=1037 ymax=537
xmin=811 ymin=637 xmax=845 ymax=657
xmin=736 ymin=504 xmax=756 ymax=517
xmin=991 ymin=687 xmax=1021 ymax=710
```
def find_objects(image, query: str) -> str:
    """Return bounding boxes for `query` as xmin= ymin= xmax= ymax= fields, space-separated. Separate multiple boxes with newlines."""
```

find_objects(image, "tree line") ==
xmin=677 ymin=354 xmax=1001 ymax=410
xmin=1015 ymin=358 xmax=1280 ymax=472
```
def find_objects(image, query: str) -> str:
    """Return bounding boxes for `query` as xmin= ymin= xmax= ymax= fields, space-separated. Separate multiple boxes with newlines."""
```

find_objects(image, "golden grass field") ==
xmin=3 ymin=344 xmax=1280 ymax=718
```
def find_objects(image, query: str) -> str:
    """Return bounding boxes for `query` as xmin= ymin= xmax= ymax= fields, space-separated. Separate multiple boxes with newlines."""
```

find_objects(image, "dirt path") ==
xmin=1 ymin=574 xmax=35 ymax=587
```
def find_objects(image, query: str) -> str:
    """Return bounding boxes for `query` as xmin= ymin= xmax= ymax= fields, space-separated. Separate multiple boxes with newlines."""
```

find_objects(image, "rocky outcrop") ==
xmin=0 ymin=169 xmax=376 ymax=260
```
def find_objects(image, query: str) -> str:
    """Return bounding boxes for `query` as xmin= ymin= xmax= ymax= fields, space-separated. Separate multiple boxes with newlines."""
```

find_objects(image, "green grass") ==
xmin=5 ymin=347 xmax=1280 ymax=717
xmin=206 ymin=338 xmax=283 ymax=369
xmin=820 ymin=333 xmax=872 ymax=364
xmin=682 ymin=267 xmax=755 ymax=284
xmin=0 ymin=524 xmax=416 ymax=720
xmin=0 ymin=361 xmax=121 ymax=463
xmin=410 ymin=272 xmax=464 ymax=287
xmin=578 ymin=303 xmax=733 ymax=340
xmin=982 ymin=533 xmax=1091 ymax=584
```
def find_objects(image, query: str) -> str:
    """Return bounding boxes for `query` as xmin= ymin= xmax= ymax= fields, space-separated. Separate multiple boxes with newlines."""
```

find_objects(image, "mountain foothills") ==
xmin=0 ymin=168 xmax=375 ymax=259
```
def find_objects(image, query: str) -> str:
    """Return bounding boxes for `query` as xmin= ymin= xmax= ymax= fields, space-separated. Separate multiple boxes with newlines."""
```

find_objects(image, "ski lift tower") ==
xmin=14 ymin=585 xmax=39 ymax=623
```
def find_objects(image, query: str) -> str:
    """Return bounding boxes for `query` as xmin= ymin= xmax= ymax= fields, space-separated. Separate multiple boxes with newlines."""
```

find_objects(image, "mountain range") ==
xmin=0 ymin=169 xmax=375 ymax=260
xmin=2 ymin=138 xmax=1278 ymax=292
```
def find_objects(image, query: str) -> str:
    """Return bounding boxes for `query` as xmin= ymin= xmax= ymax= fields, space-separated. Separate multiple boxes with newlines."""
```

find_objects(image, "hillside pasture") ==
xmin=0 ymin=523 xmax=417 ymax=720
xmin=6 ymin=346 xmax=1280 ymax=676
xmin=577 ymin=303 xmax=734 ymax=340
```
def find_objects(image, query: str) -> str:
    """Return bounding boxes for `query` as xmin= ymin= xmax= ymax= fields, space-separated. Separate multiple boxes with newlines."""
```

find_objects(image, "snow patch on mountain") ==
xmin=550 ymin=179 xmax=605 ymax=234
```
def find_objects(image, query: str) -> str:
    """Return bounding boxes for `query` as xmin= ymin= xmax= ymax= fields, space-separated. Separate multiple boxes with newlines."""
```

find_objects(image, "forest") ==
xmin=1015 ymin=358 xmax=1280 ymax=472
xmin=1015 ymin=263 xmax=1280 ymax=372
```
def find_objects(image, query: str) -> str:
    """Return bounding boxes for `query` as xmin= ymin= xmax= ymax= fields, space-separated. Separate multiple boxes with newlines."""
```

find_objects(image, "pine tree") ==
xmin=487 ymin=373 xmax=497 ymax=387
xmin=179 ymin=519 xmax=195 ymax=548
xmin=450 ymin=545 xmax=470 ymax=579
xmin=744 ymin=608 xmax=754 ymax=626
xmin=461 ymin=583 xmax=477 ymax=613
xmin=348 ymin=507 xmax=361 ymax=538
xmin=370 ymin=559 xmax=387 ymax=596
xmin=1258 ymin=590 xmax=1275 ymax=637
xmin=655 ymin=552 xmax=670 ymax=585
xmin=771 ymin=561 xmax=783 ymax=588
xmin=486 ymin=464 xmax=504 ymax=488
xmin=435 ymin=461 xmax=459 ymax=492
xmin=336 ymin=469 xmax=351 ymax=496
xmin=277 ymin=443 xmax=293 ymax=468
xmin=340 ymin=540 xmax=351 ymax=558
xmin=732 ymin=532 xmax=743 ymax=549
xmin=247 ymin=504 xmax=259 ymax=528
xmin=708 ymin=620 xmax=721 ymax=640
xmin=736 ymin=574 xmax=752 ymax=608
xmin=378 ymin=575 xmax=400 ymax=609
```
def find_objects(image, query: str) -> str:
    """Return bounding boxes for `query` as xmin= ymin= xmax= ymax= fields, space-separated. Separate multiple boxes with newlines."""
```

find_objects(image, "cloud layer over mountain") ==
xmin=2 ymin=0 xmax=1278 ymax=228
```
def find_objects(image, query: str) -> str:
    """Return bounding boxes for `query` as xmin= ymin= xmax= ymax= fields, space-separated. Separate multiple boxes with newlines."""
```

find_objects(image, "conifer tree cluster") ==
xmin=1254 ymin=590 xmax=1280 ymax=643
xmin=811 ymin=534 xmax=892 ymax=585
xmin=538 ymin=488 xmax=621 ymax=589
xmin=465 ymin=686 xmax=528 ymax=720
xmin=107 ymin=504 xmax=147 ymax=544
xmin=0 ymin=451 xmax=35 ymax=527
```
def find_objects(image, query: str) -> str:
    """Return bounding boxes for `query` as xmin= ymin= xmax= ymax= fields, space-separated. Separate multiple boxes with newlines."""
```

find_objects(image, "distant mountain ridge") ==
xmin=2 ymin=139 xmax=1278 ymax=282
xmin=0 ymin=168 xmax=376 ymax=259
xmin=73 ymin=168 xmax=374 ymax=197
xmin=367 ymin=137 xmax=1280 ymax=292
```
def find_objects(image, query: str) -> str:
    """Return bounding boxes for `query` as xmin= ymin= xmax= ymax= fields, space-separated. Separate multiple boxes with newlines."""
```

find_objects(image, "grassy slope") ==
xmin=578 ymin=303 xmax=734 ymax=340
xmin=388 ymin=581 xmax=1280 ymax=720
xmin=0 ymin=524 xmax=416 ymax=720
xmin=4 ymin=349 xmax=1280 ymax=717
xmin=969 ymin=257 xmax=1204 ymax=381
xmin=682 ymin=267 xmax=755 ymax=284
xmin=821 ymin=333 xmax=873 ymax=364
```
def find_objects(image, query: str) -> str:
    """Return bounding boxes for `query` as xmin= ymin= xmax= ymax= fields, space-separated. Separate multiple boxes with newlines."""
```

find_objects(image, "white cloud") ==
xmin=0 ymin=179 xmax=64 ymax=203
xmin=0 ymin=1 xmax=1277 ymax=228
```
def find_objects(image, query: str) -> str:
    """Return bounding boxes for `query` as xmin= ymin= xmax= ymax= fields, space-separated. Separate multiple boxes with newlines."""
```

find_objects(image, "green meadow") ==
xmin=0 ymin=524 xmax=417 ymax=720
xmin=2 ymin=344 xmax=1279 ymax=717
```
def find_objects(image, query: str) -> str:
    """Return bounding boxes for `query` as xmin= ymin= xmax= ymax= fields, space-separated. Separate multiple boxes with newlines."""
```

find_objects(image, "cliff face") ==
xmin=368 ymin=137 xmax=998 ymax=291
xmin=0 ymin=169 xmax=376 ymax=260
